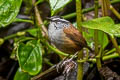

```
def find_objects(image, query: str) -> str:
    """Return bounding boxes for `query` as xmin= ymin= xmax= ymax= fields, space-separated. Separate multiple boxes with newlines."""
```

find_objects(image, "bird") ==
xmin=47 ymin=16 xmax=92 ymax=54
xmin=47 ymin=16 xmax=93 ymax=75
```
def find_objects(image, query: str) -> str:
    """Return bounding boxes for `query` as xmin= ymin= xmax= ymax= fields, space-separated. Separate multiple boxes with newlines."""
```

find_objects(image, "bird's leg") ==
xmin=61 ymin=52 xmax=78 ymax=67
xmin=56 ymin=54 xmax=71 ymax=72
xmin=56 ymin=52 xmax=78 ymax=75
xmin=61 ymin=52 xmax=78 ymax=75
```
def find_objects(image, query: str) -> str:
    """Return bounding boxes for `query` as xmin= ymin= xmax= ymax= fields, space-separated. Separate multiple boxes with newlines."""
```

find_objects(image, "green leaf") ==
xmin=0 ymin=0 xmax=22 ymax=27
xmin=27 ymin=28 xmax=38 ymax=37
xmin=14 ymin=68 xmax=31 ymax=80
xmin=114 ymin=24 xmax=120 ymax=37
xmin=49 ymin=0 xmax=72 ymax=16
xmin=17 ymin=40 xmax=42 ymax=75
xmin=81 ymin=16 xmax=120 ymax=37
xmin=97 ymin=31 xmax=108 ymax=49
xmin=82 ymin=29 xmax=108 ymax=49
xmin=10 ymin=37 xmax=34 ymax=59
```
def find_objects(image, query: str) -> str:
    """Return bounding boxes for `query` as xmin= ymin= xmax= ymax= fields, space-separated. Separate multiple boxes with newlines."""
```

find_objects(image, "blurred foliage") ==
xmin=0 ymin=0 xmax=120 ymax=80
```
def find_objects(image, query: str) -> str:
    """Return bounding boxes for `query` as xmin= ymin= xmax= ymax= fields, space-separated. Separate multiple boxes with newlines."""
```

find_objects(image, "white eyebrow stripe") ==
xmin=52 ymin=18 xmax=69 ymax=22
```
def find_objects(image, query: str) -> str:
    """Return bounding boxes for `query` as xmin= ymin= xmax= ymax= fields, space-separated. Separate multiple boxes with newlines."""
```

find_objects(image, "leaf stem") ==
xmin=0 ymin=31 xmax=26 ymax=46
xmin=4 ymin=32 xmax=26 ymax=40
xmin=44 ymin=58 xmax=54 ymax=66
xmin=110 ymin=37 xmax=120 ymax=56
xmin=88 ymin=53 xmax=119 ymax=63
xmin=45 ymin=42 xmax=68 ymax=56
xmin=78 ymin=53 xmax=120 ymax=63
xmin=14 ymin=18 xmax=34 ymax=24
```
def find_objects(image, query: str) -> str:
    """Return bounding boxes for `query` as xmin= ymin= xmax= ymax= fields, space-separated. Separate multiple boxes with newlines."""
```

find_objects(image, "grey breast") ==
xmin=48 ymin=22 xmax=65 ymax=49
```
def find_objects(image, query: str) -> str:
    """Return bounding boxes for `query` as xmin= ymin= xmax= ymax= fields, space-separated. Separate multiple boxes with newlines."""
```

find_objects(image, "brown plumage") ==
xmin=64 ymin=24 xmax=87 ymax=47
xmin=48 ymin=16 xmax=93 ymax=54
xmin=62 ymin=24 xmax=89 ymax=54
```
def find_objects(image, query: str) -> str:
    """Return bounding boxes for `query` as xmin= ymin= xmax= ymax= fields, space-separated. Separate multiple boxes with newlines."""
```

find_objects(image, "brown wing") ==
xmin=63 ymin=24 xmax=87 ymax=48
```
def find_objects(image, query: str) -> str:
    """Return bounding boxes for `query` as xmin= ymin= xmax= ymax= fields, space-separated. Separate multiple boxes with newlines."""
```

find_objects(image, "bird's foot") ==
xmin=56 ymin=57 xmax=67 ymax=73
xmin=56 ymin=58 xmax=77 ymax=76
xmin=62 ymin=59 xmax=77 ymax=76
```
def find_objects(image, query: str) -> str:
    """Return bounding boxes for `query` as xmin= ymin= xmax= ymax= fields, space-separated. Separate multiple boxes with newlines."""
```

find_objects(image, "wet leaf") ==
xmin=0 ymin=0 xmax=22 ymax=27
xmin=49 ymin=0 xmax=72 ymax=15
xmin=14 ymin=68 xmax=31 ymax=80
xmin=81 ymin=17 xmax=120 ymax=37
xmin=17 ymin=40 xmax=42 ymax=75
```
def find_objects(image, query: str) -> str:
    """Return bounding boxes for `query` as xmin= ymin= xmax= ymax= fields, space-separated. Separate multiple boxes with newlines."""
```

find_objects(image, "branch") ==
xmin=32 ymin=0 xmax=48 ymax=37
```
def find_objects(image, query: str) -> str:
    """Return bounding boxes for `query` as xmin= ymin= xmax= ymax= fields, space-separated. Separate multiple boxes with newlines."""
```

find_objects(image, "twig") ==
xmin=110 ymin=37 xmax=120 ymax=56
xmin=32 ymin=0 xmax=48 ymax=37
xmin=99 ymin=66 xmax=120 ymax=80
xmin=31 ymin=65 xmax=57 ymax=80
xmin=110 ymin=5 xmax=120 ymax=20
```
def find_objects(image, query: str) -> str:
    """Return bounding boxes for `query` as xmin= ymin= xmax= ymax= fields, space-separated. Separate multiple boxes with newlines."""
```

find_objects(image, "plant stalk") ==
xmin=77 ymin=53 xmax=120 ymax=63
xmin=110 ymin=5 xmax=120 ymax=20
xmin=110 ymin=37 xmax=120 ymax=56
xmin=63 ymin=0 xmax=120 ymax=19
xmin=94 ymin=0 xmax=99 ymax=56
xmin=32 ymin=0 xmax=48 ymax=37
xmin=94 ymin=0 xmax=102 ymax=70
xmin=76 ymin=0 xmax=83 ymax=80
